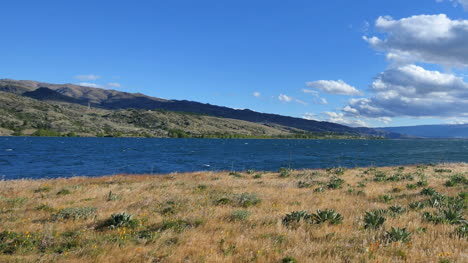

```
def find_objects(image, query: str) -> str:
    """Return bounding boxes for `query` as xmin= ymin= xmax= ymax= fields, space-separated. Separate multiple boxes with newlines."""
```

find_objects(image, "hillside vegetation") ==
xmin=0 ymin=91 xmax=364 ymax=139
xmin=0 ymin=164 xmax=466 ymax=262
xmin=0 ymin=79 xmax=402 ymax=138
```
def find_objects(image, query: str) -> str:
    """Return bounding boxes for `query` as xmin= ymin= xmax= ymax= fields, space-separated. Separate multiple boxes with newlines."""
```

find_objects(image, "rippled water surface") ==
xmin=1 ymin=137 xmax=467 ymax=179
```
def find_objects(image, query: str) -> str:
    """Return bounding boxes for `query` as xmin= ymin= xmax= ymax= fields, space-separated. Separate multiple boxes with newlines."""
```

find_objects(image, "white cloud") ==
xmin=303 ymin=112 xmax=317 ymax=120
xmin=446 ymin=118 xmax=468 ymax=124
xmin=278 ymin=94 xmax=308 ymax=105
xmin=107 ymin=82 xmax=121 ymax=88
xmin=343 ymin=64 xmax=468 ymax=118
xmin=253 ymin=91 xmax=261 ymax=97
xmin=75 ymin=74 xmax=101 ymax=81
xmin=295 ymin=99 xmax=308 ymax=105
xmin=278 ymin=94 xmax=293 ymax=102
xmin=364 ymin=14 xmax=468 ymax=67
xmin=305 ymin=80 xmax=362 ymax=95
xmin=322 ymin=112 xmax=368 ymax=127
xmin=319 ymin=98 xmax=328 ymax=105
xmin=79 ymin=82 xmax=102 ymax=88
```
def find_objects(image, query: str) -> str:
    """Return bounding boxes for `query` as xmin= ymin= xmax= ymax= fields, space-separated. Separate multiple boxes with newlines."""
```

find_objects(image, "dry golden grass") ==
xmin=0 ymin=163 xmax=466 ymax=263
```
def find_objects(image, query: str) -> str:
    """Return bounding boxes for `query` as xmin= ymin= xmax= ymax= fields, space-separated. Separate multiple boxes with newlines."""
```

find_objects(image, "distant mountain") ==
xmin=379 ymin=124 xmax=468 ymax=139
xmin=0 ymin=79 xmax=405 ymax=138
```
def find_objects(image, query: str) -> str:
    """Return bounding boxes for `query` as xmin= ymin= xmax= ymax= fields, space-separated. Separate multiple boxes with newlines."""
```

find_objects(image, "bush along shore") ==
xmin=0 ymin=164 xmax=466 ymax=262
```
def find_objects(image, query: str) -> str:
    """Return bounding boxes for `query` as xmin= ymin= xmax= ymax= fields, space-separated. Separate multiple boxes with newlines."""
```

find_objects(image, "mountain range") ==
xmin=380 ymin=124 xmax=468 ymax=139
xmin=0 ymin=79 xmax=406 ymax=138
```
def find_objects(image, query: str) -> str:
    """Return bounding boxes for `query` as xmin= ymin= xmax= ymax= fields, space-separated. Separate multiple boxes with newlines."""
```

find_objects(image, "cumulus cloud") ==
xmin=75 ymin=74 xmax=101 ymax=81
xmin=305 ymin=80 xmax=362 ymax=95
xmin=322 ymin=112 xmax=368 ymax=127
xmin=253 ymin=91 xmax=261 ymax=97
xmin=278 ymin=94 xmax=293 ymax=102
xmin=278 ymin=94 xmax=308 ymax=105
xmin=303 ymin=112 xmax=317 ymax=120
xmin=79 ymin=82 xmax=102 ymax=88
xmin=343 ymin=64 xmax=468 ymax=118
xmin=364 ymin=14 xmax=468 ymax=67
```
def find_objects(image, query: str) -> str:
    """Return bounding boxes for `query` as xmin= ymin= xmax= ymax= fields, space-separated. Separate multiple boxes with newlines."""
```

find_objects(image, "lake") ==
xmin=1 ymin=137 xmax=468 ymax=180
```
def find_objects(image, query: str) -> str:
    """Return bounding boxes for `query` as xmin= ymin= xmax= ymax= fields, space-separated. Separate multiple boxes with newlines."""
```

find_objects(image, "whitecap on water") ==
xmin=5 ymin=149 xmax=13 ymax=152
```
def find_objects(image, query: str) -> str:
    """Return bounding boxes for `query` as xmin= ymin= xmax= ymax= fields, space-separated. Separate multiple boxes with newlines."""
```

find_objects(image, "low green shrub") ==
xmin=421 ymin=187 xmax=438 ymax=196
xmin=279 ymin=168 xmax=291 ymax=178
xmin=378 ymin=195 xmax=394 ymax=203
xmin=363 ymin=211 xmax=386 ymax=229
xmin=310 ymin=209 xmax=343 ymax=225
xmin=385 ymin=227 xmax=412 ymax=243
xmin=100 ymin=212 xmax=139 ymax=229
xmin=281 ymin=256 xmax=298 ymax=263
xmin=327 ymin=177 xmax=345 ymax=189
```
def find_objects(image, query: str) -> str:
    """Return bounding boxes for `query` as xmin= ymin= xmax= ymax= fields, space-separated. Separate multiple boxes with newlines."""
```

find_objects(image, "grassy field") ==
xmin=0 ymin=164 xmax=466 ymax=263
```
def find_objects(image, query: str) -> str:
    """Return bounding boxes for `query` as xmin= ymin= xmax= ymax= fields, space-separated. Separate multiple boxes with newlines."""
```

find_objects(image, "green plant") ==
xmin=229 ymin=210 xmax=251 ymax=221
xmin=236 ymin=193 xmax=261 ymax=207
xmin=246 ymin=169 xmax=256 ymax=174
xmin=311 ymin=209 xmax=343 ymax=225
xmin=327 ymin=177 xmax=345 ymax=189
xmin=313 ymin=187 xmax=325 ymax=192
xmin=279 ymin=167 xmax=291 ymax=178
xmin=327 ymin=167 xmax=346 ymax=175
xmin=426 ymin=194 xmax=447 ymax=208
xmin=229 ymin=172 xmax=242 ymax=178
xmin=378 ymin=195 xmax=394 ymax=203
xmin=159 ymin=200 xmax=182 ymax=215
xmin=444 ymin=174 xmax=467 ymax=187
xmin=408 ymin=201 xmax=426 ymax=210
xmin=453 ymin=224 xmax=467 ymax=238
xmin=388 ymin=205 xmax=406 ymax=215
xmin=35 ymin=203 xmax=54 ymax=212
xmin=253 ymin=173 xmax=262 ymax=179
xmin=282 ymin=210 xmax=311 ymax=227
xmin=56 ymin=188 xmax=71 ymax=195
xmin=0 ymin=230 xmax=40 ymax=254
xmin=373 ymin=171 xmax=387 ymax=182
xmin=385 ymin=227 xmax=412 ymax=243
xmin=406 ymin=184 xmax=417 ymax=190
xmin=196 ymin=184 xmax=208 ymax=191
xmin=215 ymin=197 xmax=232 ymax=205
xmin=363 ymin=211 xmax=386 ymax=229
xmin=52 ymin=207 xmax=97 ymax=220
xmin=416 ymin=180 xmax=428 ymax=187
xmin=423 ymin=208 xmax=465 ymax=225
xmin=100 ymin=212 xmax=139 ymax=229
xmin=281 ymin=256 xmax=298 ymax=263
xmin=421 ymin=187 xmax=438 ymax=196
xmin=434 ymin=168 xmax=452 ymax=173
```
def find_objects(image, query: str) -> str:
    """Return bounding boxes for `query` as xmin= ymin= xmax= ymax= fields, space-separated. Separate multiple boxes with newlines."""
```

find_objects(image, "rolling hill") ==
xmin=0 ymin=79 xmax=404 ymax=138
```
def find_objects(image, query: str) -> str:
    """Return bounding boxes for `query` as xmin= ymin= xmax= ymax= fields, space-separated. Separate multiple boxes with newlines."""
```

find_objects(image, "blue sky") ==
xmin=2 ymin=0 xmax=468 ymax=127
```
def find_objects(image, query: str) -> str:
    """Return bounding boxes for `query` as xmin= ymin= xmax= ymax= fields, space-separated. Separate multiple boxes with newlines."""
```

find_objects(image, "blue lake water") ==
xmin=0 ymin=137 xmax=468 ymax=180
